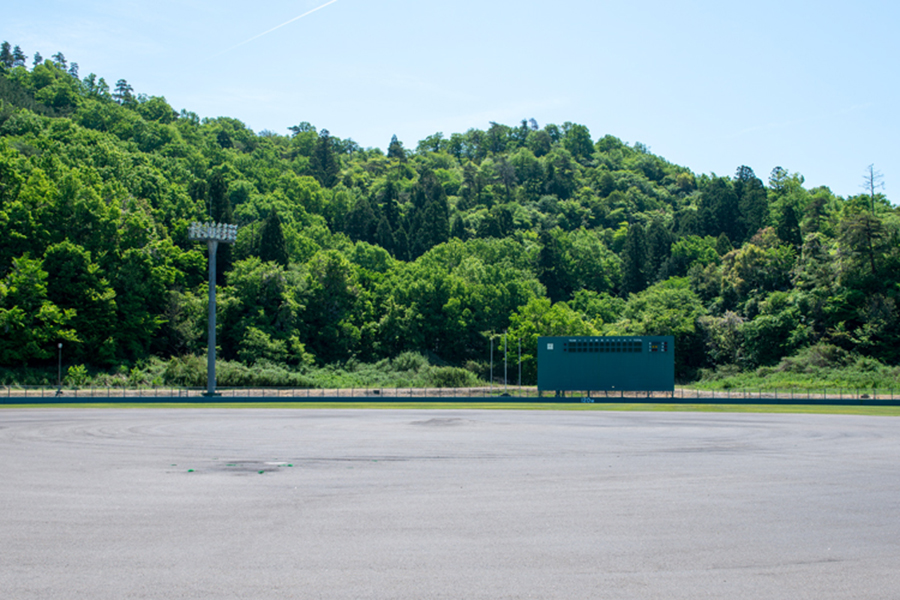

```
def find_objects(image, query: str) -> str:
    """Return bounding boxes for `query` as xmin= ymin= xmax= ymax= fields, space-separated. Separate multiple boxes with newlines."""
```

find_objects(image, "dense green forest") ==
xmin=2 ymin=44 xmax=899 ymax=388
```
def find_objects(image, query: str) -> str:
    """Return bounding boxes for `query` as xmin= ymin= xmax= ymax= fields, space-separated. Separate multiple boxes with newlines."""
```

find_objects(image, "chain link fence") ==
xmin=2 ymin=385 xmax=900 ymax=405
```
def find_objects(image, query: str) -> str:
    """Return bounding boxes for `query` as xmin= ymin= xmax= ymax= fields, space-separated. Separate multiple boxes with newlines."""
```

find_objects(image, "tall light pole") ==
xmin=504 ymin=331 xmax=508 ymax=394
xmin=518 ymin=337 xmax=521 ymax=389
xmin=489 ymin=337 xmax=493 ymax=396
xmin=57 ymin=342 xmax=63 ymax=390
xmin=189 ymin=222 xmax=238 ymax=396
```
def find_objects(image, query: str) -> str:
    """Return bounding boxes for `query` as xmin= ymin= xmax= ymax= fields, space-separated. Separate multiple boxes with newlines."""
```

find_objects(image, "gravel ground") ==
xmin=1 ymin=408 xmax=898 ymax=599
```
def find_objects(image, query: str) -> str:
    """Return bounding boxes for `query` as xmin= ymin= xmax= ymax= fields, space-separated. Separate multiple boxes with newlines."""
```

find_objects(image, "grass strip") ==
xmin=2 ymin=401 xmax=899 ymax=416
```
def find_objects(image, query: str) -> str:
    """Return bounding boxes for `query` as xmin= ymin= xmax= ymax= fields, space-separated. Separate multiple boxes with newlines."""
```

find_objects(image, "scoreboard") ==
xmin=537 ymin=335 xmax=674 ymax=392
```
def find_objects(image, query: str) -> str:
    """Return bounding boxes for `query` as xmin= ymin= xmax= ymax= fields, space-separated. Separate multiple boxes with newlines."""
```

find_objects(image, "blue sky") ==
xmin=3 ymin=0 xmax=898 ymax=199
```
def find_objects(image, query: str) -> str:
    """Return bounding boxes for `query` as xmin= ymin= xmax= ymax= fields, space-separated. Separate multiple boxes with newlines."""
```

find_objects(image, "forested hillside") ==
xmin=2 ymin=45 xmax=898 ymax=386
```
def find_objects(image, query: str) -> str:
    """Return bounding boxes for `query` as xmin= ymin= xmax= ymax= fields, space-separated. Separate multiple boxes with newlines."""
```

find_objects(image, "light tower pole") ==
xmin=188 ymin=222 xmax=238 ymax=396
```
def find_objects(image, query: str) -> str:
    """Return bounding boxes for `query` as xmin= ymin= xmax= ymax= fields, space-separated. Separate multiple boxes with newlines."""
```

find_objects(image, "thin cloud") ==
xmin=211 ymin=0 xmax=339 ymax=59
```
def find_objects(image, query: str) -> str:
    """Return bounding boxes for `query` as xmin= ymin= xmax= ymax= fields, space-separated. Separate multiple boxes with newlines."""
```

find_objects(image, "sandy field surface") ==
xmin=1 ymin=408 xmax=898 ymax=599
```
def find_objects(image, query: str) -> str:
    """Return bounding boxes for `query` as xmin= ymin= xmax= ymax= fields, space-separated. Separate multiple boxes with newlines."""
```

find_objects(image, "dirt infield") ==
xmin=1 ymin=409 xmax=898 ymax=599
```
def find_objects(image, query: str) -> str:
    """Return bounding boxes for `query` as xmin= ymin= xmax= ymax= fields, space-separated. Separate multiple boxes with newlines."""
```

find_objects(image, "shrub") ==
xmin=163 ymin=355 xmax=206 ymax=387
xmin=392 ymin=351 xmax=428 ymax=372
xmin=64 ymin=364 xmax=90 ymax=386
xmin=427 ymin=366 xmax=479 ymax=388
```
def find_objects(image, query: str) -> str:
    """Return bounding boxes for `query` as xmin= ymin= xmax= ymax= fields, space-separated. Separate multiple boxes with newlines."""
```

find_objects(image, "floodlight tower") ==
xmin=188 ymin=222 xmax=238 ymax=396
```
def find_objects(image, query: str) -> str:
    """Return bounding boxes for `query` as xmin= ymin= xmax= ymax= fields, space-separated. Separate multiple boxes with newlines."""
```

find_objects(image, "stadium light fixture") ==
xmin=189 ymin=222 xmax=238 ymax=396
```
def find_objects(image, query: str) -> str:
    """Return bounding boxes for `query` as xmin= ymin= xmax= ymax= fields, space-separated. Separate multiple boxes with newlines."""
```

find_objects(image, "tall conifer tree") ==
xmin=259 ymin=210 xmax=289 ymax=267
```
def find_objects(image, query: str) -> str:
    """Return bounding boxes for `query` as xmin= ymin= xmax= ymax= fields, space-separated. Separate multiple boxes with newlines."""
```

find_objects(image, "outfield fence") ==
xmin=2 ymin=385 xmax=900 ymax=406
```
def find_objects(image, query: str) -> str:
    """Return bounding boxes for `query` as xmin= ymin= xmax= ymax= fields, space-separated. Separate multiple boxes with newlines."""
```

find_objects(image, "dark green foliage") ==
xmin=538 ymin=228 xmax=571 ymax=303
xmin=387 ymin=134 xmax=405 ymax=160
xmin=734 ymin=165 xmax=767 ymax=241
xmin=12 ymin=46 xmax=26 ymax=68
xmin=43 ymin=241 xmax=118 ymax=364
xmin=345 ymin=196 xmax=377 ymax=243
xmin=0 ymin=42 xmax=12 ymax=69
xmin=311 ymin=129 xmax=339 ymax=187
xmin=208 ymin=171 xmax=233 ymax=283
xmin=699 ymin=176 xmax=741 ymax=241
xmin=621 ymin=222 xmax=649 ymax=294
xmin=259 ymin=210 xmax=289 ymax=266
xmin=113 ymin=79 xmax=133 ymax=105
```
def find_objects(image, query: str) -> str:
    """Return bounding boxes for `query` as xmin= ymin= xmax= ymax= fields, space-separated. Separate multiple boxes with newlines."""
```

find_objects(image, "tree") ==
xmin=417 ymin=132 xmax=445 ymax=154
xmin=259 ymin=210 xmax=289 ymax=267
xmin=526 ymin=129 xmax=552 ymax=157
xmin=32 ymin=52 xmax=42 ymax=67
xmin=387 ymin=134 xmax=406 ymax=160
xmin=12 ymin=46 xmax=26 ymax=68
xmin=288 ymin=122 xmax=316 ymax=136
xmin=375 ymin=214 xmax=395 ymax=253
xmin=544 ymin=148 xmax=578 ymax=200
xmin=495 ymin=156 xmax=518 ymax=200
xmin=450 ymin=216 xmax=468 ymax=241
xmin=51 ymin=52 xmax=67 ymax=69
xmin=507 ymin=297 xmax=598 ymax=384
xmin=562 ymin=122 xmax=594 ymax=164
xmin=345 ymin=197 xmax=377 ymax=244
xmin=646 ymin=218 xmax=673 ymax=281
xmin=620 ymin=278 xmax=707 ymax=377
xmin=42 ymin=241 xmax=118 ymax=364
xmin=407 ymin=169 xmax=449 ymax=257
xmin=734 ymin=165 xmax=767 ymax=241
xmin=311 ymin=129 xmax=339 ymax=187
xmin=301 ymin=250 xmax=361 ymax=363
xmin=208 ymin=172 xmax=232 ymax=223
xmin=838 ymin=212 xmax=888 ymax=284
xmin=377 ymin=180 xmax=400 ymax=230
xmin=698 ymin=176 xmax=740 ymax=241
xmin=862 ymin=164 xmax=885 ymax=214
xmin=538 ymin=228 xmax=572 ymax=303
xmin=114 ymin=248 xmax=170 ymax=360
xmin=113 ymin=79 xmax=134 ymax=104
xmin=0 ymin=42 xmax=12 ymax=69
xmin=219 ymin=258 xmax=303 ymax=364
xmin=621 ymin=222 xmax=649 ymax=295
xmin=776 ymin=203 xmax=801 ymax=247
xmin=0 ymin=256 xmax=77 ymax=364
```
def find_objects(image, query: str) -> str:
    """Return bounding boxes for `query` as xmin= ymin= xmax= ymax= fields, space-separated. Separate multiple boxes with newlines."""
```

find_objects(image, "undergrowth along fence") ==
xmin=2 ymin=386 xmax=900 ymax=406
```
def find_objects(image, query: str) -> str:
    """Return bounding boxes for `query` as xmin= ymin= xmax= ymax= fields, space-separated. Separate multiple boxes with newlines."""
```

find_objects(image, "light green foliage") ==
xmin=1 ymin=53 xmax=899 ymax=386
xmin=616 ymin=278 xmax=707 ymax=376
xmin=64 ymin=363 xmax=89 ymax=386
xmin=507 ymin=297 xmax=598 ymax=384
xmin=0 ymin=255 xmax=77 ymax=363
xmin=666 ymin=235 xmax=719 ymax=277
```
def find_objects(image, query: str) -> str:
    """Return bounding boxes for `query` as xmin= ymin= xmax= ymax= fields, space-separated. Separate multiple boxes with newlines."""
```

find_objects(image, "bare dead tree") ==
xmin=862 ymin=164 xmax=885 ymax=213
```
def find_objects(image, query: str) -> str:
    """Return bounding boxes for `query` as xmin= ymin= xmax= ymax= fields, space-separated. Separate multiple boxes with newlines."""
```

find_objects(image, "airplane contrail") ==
xmin=216 ymin=0 xmax=339 ymax=56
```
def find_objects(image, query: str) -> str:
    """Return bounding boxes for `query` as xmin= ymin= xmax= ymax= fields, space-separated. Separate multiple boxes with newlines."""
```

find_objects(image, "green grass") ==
xmin=3 ymin=401 xmax=899 ymax=416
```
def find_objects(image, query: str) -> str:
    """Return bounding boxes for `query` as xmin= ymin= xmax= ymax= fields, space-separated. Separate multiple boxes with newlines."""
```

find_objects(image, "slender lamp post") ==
xmin=489 ymin=337 xmax=493 ymax=396
xmin=188 ymin=222 xmax=238 ymax=396
xmin=518 ymin=337 xmax=521 ymax=389
xmin=504 ymin=331 xmax=508 ymax=394
xmin=57 ymin=342 xmax=63 ymax=390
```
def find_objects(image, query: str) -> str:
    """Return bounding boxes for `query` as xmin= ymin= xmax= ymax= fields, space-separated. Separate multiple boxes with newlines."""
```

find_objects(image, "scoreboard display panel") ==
xmin=537 ymin=335 xmax=674 ymax=392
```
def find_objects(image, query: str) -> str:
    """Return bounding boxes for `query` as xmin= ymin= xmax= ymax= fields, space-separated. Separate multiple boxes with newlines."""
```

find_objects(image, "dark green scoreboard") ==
xmin=537 ymin=336 xmax=674 ymax=392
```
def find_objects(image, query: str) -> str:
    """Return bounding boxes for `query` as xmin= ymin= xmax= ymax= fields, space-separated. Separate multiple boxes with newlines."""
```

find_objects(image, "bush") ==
xmin=427 ymin=366 xmax=479 ymax=388
xmin=392 ymin=351 xmax=428 ymax=372
xmin=64 ymin=364 xmax=90 ymax=386
xmin=163 ymin=355 xmax=206 ymax=387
